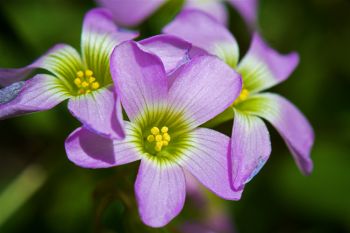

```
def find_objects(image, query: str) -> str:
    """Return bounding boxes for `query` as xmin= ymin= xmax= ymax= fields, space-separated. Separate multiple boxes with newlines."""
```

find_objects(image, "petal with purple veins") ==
xmin=65 ymin=123 xmax=141 ymax=168
xmin=81 ymin=8 xmax=138 ymax=86
xmin=238 ymin=33 xmax=299 ymax=93
xmin=180 ymin=127 xmax=242 ymax=200
xmin=238 ymin=93 xmax=314 ymax=175
xmin=135 ymin=159 xmax=186 ymax=227
xmin=168 ymin=55 xmax=242 ymax=129
xmin=164 ymin=9 xmax=239 ymax=68
xmin=0 ymin=44 xmax=82 ymax=87
xmin=68 ymin=86 xmax=125 ymax=139
xmin=230 ymin=109 xmax=271 ymax=190
xmin=0 ymin=74 xmax=70 ymax=119
xmin=140 ymin=34 xmax=191 ymax=75
xmin=110 ymin=40 xmax=168 ymax=122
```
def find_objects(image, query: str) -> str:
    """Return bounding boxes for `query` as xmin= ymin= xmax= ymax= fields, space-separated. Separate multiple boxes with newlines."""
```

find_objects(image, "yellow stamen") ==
xmin=155 ymin=141 xmax=163 ymax=152
xmin=163 ymin=133 xmax=171 ymax=142
xmin=151 ymin=127 xmax=160 ymax=135
xmin=233 ymin=88 xmax=249 ymax=105
xmin=155 ymin=135 xmax=163 ymax=142
xmin=76 ymin=71 xmax=84 ymax=78
xmin=74 ymin=78 xmax=82 ymax=86
xmin=146 ymin=125 xmax=171 ymax=152
xmin=91 ymin=82 xmax=100 ymax=90
xmin=81 ymin=81 xmax=89 ymax=88
xmin=74 ymin=69 xmax=101 ymax=95
xmin=88 ymin=77 xmax=96 ymax=83
xmin=85 ymin=70 xmax=93 ymax=77
xmin=161 ymin=126 xmax=168 ymax=133
xmin=147 ymin=135 xmax=155 ymax=142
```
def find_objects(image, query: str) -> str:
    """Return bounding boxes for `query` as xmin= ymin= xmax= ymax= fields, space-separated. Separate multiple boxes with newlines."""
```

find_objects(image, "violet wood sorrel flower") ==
xmin=164 ymin=9 xmax=315 ymax=191
xmin=96 ymin=0 xmax=257 ymax=27
xmin=0 ymin=8 xmax=138 ymax=139
xmin=65 ymin=40 xmax=243 ymax=227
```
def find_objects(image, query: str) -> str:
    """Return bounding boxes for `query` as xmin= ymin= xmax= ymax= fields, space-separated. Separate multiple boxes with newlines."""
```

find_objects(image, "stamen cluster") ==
xmin=146 ymin=126 xmax=171 ymax=152
xmin=74 ymin=69 xmax=100 ymax=95
xmin=233 ymin=88 xmax=249 ymax=105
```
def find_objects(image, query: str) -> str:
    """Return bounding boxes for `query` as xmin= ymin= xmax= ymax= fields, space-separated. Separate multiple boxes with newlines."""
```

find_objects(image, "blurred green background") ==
xmin=0 ymin=0 xmax=349 ymax=232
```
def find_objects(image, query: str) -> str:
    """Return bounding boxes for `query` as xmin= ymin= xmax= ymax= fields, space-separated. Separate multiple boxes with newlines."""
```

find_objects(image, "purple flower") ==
xmin=65 ymin=40 xmax=243 ymax=227
xmin=96 ymin=0 xmax=257 ymax=27
xmin=0 ymin=8 xmax=138 ymax=139
xmin=164 ymin=10 xmax=315 ymax=191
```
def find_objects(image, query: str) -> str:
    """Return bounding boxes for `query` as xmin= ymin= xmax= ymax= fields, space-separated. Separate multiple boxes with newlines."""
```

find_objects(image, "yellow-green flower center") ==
xmin=146 ymin=126 xmax=171 ymax=152
xmin=74 ymin=69 xmax=100 ymax=95
xmin=233 ymin=87 xmax=249 ymax=106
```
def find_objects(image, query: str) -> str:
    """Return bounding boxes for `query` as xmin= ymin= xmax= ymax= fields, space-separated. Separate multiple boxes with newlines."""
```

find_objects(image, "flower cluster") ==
xmin=0 ymin=0 xmax=314 ymax=229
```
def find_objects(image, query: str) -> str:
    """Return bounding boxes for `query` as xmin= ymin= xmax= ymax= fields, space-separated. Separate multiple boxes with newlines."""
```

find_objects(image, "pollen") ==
xmin=74 ymin=69 xmax=100 ymax=95
xmin=146 ymin=126 xmax=171 ymax=152
xmin=233 ymin=88 xmax=249 ymax=105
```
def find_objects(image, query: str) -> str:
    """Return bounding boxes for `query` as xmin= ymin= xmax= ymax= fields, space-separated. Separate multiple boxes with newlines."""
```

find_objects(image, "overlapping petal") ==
xmin=96 ymin=0 xmax=166 ymax=26
xmin=0 ymin=44 xmax=82 ymax=88
xmin=140 ymin=34 xmax=191 ymax=74
xmin=164 ymin=9 xmax=239 ymax=68
xmin=185 ymin=0 xmax=228 ymax=25
xmin=81 ymin=8 xmax=138 ymax=85
xmin=110 ymin=40 xmax=168 ymax=122
xmin=227 ymin=0 xmax=258 ymax=28
xmin=238 ymin=93 xmax=314 ymax=174
xmin=168 ymin=55 xmax=242 ymax=129
xmin=135 ymin=159 xmax=186 ymax=227
xmin=0 ymin=74 xmax=70 ymax=119
xmin=180 ymin=128 xmax=242 ymax=200
xmin=230 ymin=109 xmax=271 ymax=191
xmin=238 ymin=33 xmax=299 ymax=93
xmin=65 ymin=124 xmax=141 ymax=168
xmin=68 ymin=86 xmax=125 ymax=139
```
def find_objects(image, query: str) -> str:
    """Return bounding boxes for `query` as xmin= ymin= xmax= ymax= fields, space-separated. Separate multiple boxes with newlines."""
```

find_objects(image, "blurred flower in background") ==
xmin=96 ymin=0 xmax=257 ymax=27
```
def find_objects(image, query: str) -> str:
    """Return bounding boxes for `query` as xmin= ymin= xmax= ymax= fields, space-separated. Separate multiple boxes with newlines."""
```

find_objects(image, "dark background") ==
xmin=0 ymin=0 xmax=349 ymax=232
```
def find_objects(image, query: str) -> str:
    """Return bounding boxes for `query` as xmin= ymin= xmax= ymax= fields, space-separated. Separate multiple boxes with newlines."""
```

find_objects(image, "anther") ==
xmin=77 ymin=71 xmax=84 ymax=78
xmin=161 ymin=126 xmax=168 ymax=133
xmin=74 ymin=78 xmax=82 ymax=86
xmin=81 ymin=81 xmax=89 ymax=88
xmin=147 ymin=135 xmax=155 ymax=142
xmin=155 ymin=135 xmax=163 ymax=142
xmin=151 ymin=127 xmax=160 ymax=135
xmin=163 ymin=133 xmax=171 ymax=142
xmin=85 ymin=70 xmax=93 ymax=77
xmin=91 ymin=82 xmax=100 ymax=90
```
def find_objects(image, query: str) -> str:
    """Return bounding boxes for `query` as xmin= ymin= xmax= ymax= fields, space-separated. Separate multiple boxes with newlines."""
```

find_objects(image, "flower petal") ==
xmin=81 ymin=8 xmax=138 ymax=84
xmin=96 ymin=0 xmax=166 ymax=26
xmin=238 ymin=93 xmax=314 ymax=174
xmin=0 ymin=44 xmax=82 ymax=87
xmin=65 ymin=124 xmax=141 ymax=168
xmin=110 ymin=40 xmax=168 ymax=122
xmin=164 ymin=9 xmax=239 ymax=68
xmin=238 ymin=33 xmax=299 ymax=93
xmin=227 ymin=0 xmax=258 ymax=28
xmin=68 ymin=86 xmax=124 ymax=139
xmin=140 ymin=34 xmax=191 ymax=74
xmin=168 ymin=55 xmax=242 ymax=129
xmin=135 ymin=159 xmax=186 ymax=227
xmin=185 ymin=0 xmax=228 ymax=25
xmin=230 ymin=109 xmax=271 ymax=191
xmin=0 ymin=74 xmax=69 ymax=119
xmin=180 ymin=128 xmax=242 ymax=200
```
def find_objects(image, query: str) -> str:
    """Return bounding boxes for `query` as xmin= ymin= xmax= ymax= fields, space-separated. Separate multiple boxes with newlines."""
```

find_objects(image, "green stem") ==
xmin=0 ymin=164 xmax=47 ymax=228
